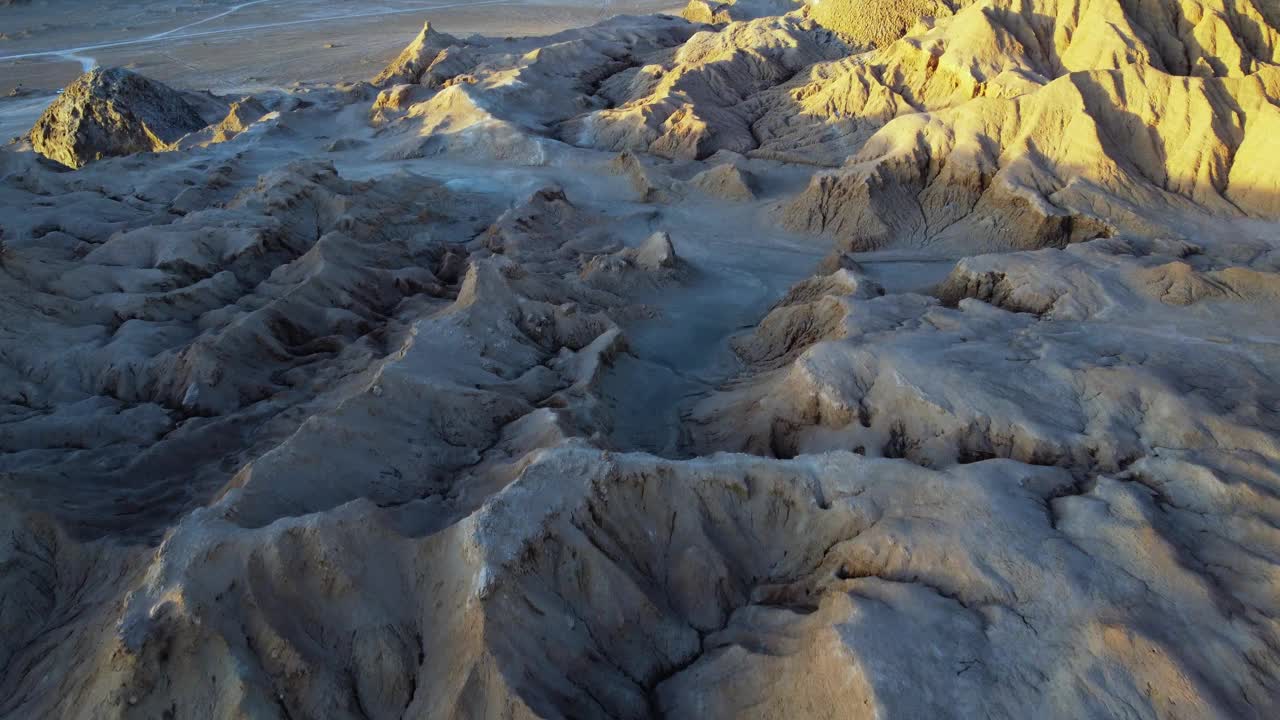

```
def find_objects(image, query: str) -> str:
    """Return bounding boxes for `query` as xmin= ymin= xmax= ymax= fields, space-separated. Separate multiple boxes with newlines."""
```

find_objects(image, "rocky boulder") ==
xmin=30 ymin=67 xmax=208 ymax=169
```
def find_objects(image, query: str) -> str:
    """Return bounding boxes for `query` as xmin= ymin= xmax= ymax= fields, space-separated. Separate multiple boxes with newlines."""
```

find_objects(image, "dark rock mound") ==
xmin=30 ymin=67 xmax=208 ymax=169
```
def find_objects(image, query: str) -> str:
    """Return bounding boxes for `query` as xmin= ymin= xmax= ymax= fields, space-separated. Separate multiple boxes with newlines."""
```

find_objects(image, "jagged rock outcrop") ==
xmin=582 ymin=230 xmax=687 ymax=291
xmin=805 ymin=0 xmax=964 ymax=49
xmin=563 ymin=14 xmax=848 ymax=159
xmin=688 ymin=161 xmax=756 ymax=200
xmin=768 ymin=0 xmax=1280 ymax=250
xmin=691 ymin=233 xmax=1280 ymax=469
xmin=374 ymin=15 xmax=700 ymax=162
xmin=780 ymin=62 xmax=1280 ymax=251
xmin=371 ymin=21 xmax=462 ymax=86
xmin=610 ymin=150 xmax=678 ymax=202
xmin=29 ymin=67 xmax=210 ymax=168
xmin=4 ymin=437 xmax=1278 ymax=717
xmin=177 ymin=97 xmax=269 ymax=147
xmin=681 ymin=0 xmax=800 ymax=24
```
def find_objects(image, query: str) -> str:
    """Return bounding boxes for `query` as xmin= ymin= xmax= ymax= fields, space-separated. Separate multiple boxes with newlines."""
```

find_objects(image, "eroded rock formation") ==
xmin=2 ymin=0 xmax=1279 ymax=717
xmin=30 ymin=67 xmax=213 ymax=168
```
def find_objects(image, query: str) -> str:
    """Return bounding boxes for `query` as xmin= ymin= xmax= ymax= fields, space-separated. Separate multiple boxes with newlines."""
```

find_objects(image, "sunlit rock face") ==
xmin=30 ymin=67 xmax=211 ymax=168
xmin=681 ymin=0 xmax=801 ymax=24
xmin=2 ymin=0 xmax=1280 ymax=717
xmin=371 ymin=21 xmax=462 ymax=87
xmin=805 ymin=0 xmax=964 ymax=49
xmin=772 ymin=0 xmax=1280 ymax=250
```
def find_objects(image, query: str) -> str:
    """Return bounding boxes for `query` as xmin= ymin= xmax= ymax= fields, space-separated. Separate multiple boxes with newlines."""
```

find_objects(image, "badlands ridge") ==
xmin=1 ymin=0 xmax=1280 ymax=717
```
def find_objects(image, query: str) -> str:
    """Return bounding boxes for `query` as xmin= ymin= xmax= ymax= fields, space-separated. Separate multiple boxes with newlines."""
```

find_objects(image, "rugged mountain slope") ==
xmin=778 ymin=0 xmax=1280 ymax=251
xmin=0 ymin=0 xmax=1278 ymax=718
xmin=563 ymin=14 xmax=849 ymax=159
xmin=808 ymin=0 xmax=966 ymax=49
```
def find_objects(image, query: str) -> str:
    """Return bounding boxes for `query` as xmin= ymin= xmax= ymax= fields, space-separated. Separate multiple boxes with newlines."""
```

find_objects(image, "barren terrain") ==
xmin=1 ymin=0 xmax=1279 ymax=717
xmin=0 ymin=1 xmax=682 ymax=137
